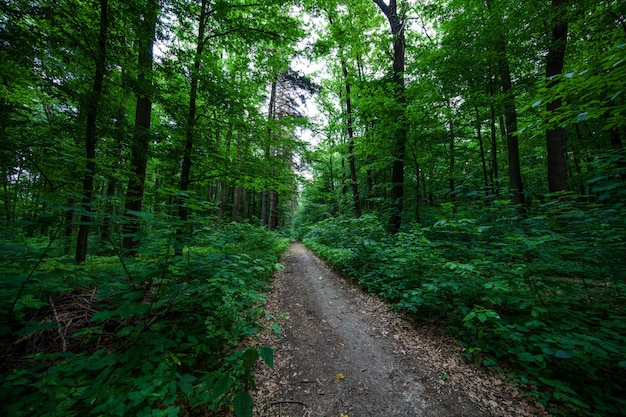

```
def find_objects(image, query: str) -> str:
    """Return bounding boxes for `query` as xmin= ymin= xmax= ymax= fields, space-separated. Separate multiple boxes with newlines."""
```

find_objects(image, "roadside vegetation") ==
xmin=296 ymin=195 xmax=626 ymax=416
xmin=1 ymin=221 xmax=287 ymax=417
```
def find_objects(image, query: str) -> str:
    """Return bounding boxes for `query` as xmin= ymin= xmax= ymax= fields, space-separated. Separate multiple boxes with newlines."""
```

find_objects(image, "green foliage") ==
xmin=302 ymin=201 xmax=626 ymax=416
xmin=1 ymin=222 xmax=286 ymax=417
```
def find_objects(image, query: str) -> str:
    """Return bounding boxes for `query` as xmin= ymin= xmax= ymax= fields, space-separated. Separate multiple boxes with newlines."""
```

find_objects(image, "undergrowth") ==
xmin=300 ymin=202 xmax=626 ymax=417
xmin=0 ymin=221 xmax=288 ymax=417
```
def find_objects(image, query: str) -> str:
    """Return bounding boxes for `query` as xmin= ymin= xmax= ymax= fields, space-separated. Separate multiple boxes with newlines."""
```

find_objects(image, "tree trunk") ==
xmin=177 ymin=0 xmax=207 ymax=254
xmin=76 ymin=0 xmax=108 ymax=264
xmin=101 ymin=178 xmax=116 ymax=243
xmin=546 ymin=0 xmax=569 ymax=193
xmin=268 ymin=190 xmax=278 ymax=230
xmin=475 ymin=106 xmax=489 ymax=189
xmin=342 ymin=60 xmax=362 ymax=218
xmin=123 ymin=0 xmax=158 ymax=255
xmin=489 ymin=77 xmax=499 ymax=194
xmin=486 ymin=0 xmax=525 ymax=211
xmin=261 ymin=189 xmax=268 ymax=226
xmin=373 ymin=0 xmax=406 ymax=233
xmin=328 ymin=9 xmax=362 ymax=219
xmin=448 ymin=117 xmax=456 ymax=213
xmin=232 ymin=186 xmax=241 ymax=222
xmin=241 ymin=188 xmax=248 ymax=220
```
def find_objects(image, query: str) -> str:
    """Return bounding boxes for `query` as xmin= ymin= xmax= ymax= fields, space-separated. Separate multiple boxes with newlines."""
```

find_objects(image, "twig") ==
xmin=49 ymin=296 xmax=67 ymax=352
xmin=270 ymin=400 xmax=308 ymax=407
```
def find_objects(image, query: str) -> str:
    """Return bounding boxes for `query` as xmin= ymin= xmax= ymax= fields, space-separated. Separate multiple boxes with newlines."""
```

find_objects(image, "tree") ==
xmin=373 ymin=0 xmax=407 ymax=233
xmin=485 ymin=0 xmax=525 ymax=210
xmin=545 ymin=0 xmax=569 ymax=193
xmin=123 ymin=0 xmax=160 ymax=255
xmin=76 ymin=0 xmax=109 ymax=264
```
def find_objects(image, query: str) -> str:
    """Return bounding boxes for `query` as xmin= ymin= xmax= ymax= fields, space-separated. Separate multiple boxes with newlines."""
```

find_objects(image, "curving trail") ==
xmin=251 ymin=242 xmax=546 ymax=417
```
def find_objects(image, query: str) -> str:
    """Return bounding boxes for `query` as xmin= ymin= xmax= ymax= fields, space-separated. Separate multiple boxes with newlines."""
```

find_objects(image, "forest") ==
xmin=1 ymin=0 xmax=625 ymax=416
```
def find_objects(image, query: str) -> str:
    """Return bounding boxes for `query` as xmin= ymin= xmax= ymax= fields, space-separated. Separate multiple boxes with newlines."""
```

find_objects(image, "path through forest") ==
xmin=251 ymin=242 xmax=547 ymax=417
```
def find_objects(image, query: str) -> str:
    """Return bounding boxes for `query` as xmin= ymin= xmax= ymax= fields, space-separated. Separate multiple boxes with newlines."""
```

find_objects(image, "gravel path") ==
xmin=251 ymin=242 xmax=547 ymax=417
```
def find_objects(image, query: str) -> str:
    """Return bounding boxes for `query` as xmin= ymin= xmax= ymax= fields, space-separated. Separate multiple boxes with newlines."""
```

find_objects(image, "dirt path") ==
xmin=251 ymin=242 xmax=547 ymax=417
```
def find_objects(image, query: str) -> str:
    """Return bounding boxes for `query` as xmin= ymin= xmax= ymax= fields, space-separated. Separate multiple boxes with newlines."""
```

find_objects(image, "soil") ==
xmin=251 ymin=241 xmax=549 ymax=417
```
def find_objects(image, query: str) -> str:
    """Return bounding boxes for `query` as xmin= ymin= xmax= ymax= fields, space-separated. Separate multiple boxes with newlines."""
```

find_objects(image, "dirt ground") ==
xmin=250 ymin=242 xmax=548 ymax=417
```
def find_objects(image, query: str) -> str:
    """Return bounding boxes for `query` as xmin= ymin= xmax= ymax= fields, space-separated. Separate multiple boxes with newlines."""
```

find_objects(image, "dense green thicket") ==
xmin=1 ymin=222 xmax=288 ymax=417
xmin=297 ymin=200 xmax=626 ymax=416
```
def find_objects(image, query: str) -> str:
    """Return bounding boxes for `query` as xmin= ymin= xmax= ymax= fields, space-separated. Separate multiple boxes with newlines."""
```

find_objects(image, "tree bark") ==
xmin=342 ymin=60 xmax=362 ymax=218
xmin=488 ymin=73 xmax=499 ymax=194
xmin=373 ymin=0 xmax=406 ymax=233
xmin=448 ymin=116 xmax=456 ymax=213
xmin=546 ymin=0 xmax=569 ymax=193
xmin=268 ymin=190 xmax=278 ymax=230
xmin=486 ymin=0 xmax=525 ymax=211
xmin=123 ymin=0 xmax=158 ymax=255
xmin=328 ymin=11 xmax=362 ymax=218
xmin=177 ymin=0 xmax=207 ymax=254
xmin=76 ymin=0 xmax=108 ymax=264
xmin=475 ymin=106 xmax=489 ymax=189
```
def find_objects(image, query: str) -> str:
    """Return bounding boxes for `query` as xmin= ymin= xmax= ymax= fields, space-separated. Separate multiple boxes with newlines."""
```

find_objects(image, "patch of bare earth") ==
xmin=250 ymin=242 xmax=548 ymax=417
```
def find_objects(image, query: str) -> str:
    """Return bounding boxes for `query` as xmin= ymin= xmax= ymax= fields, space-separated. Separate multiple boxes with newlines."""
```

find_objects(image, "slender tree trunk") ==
xmin=76 ymin=0 xmax=108 ymax=264
xmin=215 ymin=180 xmax=224 ymax=222
xmin=342 ymin=60 xmax=362 ymax=218
xmin=101 ymin=179 xmax=116 ymax=243
xmin=373 ymin=0 xmax=406 ymax=233
xmin=232 ymin=186 xmax=240 ymax=222
xmin=410 ymin=146 xmax=421 ymax=223
xmin=475 ymin=106 xmax=489 ymax=189
xmin=328 ymin=10 xmax=362 ymax=218
xmin=262 ymin=78 xmax=278 ymax=228
xmin=489 ymin=79 xmax=499 ymax=194
xmin=217 ymin=183 xmax=229 ymax=222
xmin=261 ymin=189 xmax=268 ymax=226
xmin=366 ymin=168 xmax=373 ymax=211
xmin=268 ymin=190 xmax=278 ymax=230
xmin=241 ymin=188 xmax=248 ymax=220
xmin=177 ymin=0 xmax=207 ymax=254
xmin=546 ymin=0 xmax=569 ymax=193
xmin=486 ymin=0 xmax=525 ymax=211
xmin=123 ymin=0 xmax=158 ymax=255
xmin=448 ymin=117 xmax=456 ymax=213
xmin=341 ymin=157 xmax=348 ymax=202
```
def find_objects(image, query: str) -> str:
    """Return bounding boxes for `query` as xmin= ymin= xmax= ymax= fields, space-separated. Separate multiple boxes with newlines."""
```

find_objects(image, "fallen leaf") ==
xmin=336 ymin=373 xmax=345 ymax=380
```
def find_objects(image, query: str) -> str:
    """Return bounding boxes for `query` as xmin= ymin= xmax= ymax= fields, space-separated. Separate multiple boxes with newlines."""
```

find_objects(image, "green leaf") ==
xmin=241 ymin=348 xmax=259 ymax=371
xmin=259 ymin=346 xmax=274 ymax=369
xmin=211 ymin=374 xmax=234 ymax=400
xmin=554 ymin=350 xmax=573 ymax=359
xmin=179 ymin=382 xmax=194 ymax=395
xmin=233 ymin=391 xmax=253 ymax=417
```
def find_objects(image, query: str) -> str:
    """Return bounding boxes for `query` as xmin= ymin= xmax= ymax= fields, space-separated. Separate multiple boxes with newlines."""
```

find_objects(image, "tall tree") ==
xmin=485 ymin=0 xmax=525 ymax=210
xmin=545 ymin=0 xmax=569 ymax=193
xmin=123 ymin=0 xmax=160 ymax=255
xmin=176 ymin=0 xmax=208 ymax=253
xmin=326 ymin=9 xmax=362 ymax=218
xmin=76 ymin=0 xmax=109 ymax=263
xmin=373 ymin=0 xmax=407 ymax=233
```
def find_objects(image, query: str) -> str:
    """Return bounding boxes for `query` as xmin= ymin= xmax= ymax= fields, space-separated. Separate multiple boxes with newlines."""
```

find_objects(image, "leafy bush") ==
xmin=1 ymin=221 xmax=288 ymax=417
xmin=302 ymin=204 xmax=626 ymax=416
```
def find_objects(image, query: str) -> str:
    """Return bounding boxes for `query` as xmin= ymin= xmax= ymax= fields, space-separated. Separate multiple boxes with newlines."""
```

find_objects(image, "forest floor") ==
xmin=250 ymin=241 xmax=549 ymax=417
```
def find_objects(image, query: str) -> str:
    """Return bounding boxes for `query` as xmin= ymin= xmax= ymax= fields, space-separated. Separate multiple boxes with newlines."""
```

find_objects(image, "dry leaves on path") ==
xmin=250 ymin=242 xmax=548 ymax=417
